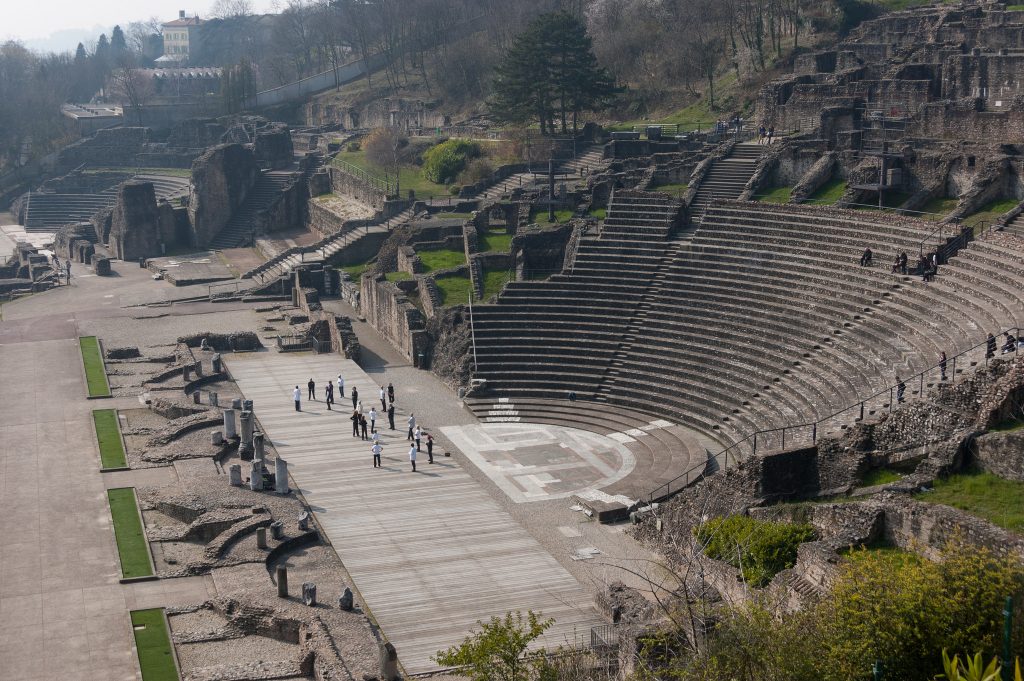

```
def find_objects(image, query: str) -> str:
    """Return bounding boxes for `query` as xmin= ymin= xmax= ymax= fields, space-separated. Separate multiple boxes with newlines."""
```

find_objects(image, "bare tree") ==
xmin=211 ymin=0 xmax=255 ymax=19
xmin=108 ymin=54 xmax=153 ymax=125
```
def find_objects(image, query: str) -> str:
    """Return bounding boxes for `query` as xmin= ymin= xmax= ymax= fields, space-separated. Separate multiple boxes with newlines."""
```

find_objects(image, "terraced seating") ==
xmin=209 ymin=171 xmax=298 ymax=249
xmin=22 ymin=193 xmax=114 ymax=230
xmin=470 ymin=198 xmax=1024 ymax=476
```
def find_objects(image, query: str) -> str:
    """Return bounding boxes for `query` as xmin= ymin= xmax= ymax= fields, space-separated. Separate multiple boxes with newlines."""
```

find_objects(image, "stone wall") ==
xmin=254 ymin=124 xmax=294 ymax=170
xmin=973 ymin=430 xmax=1024 ymax=481
xmin=359 ymin=274 xmax=429 ymax=363
xmin=328 ymin=166 xmax=387 ymax=209
xmin=188 ymin=143 xmax=259 ymax=247
xmin=109 ymin=182 xmax=164 ymax=260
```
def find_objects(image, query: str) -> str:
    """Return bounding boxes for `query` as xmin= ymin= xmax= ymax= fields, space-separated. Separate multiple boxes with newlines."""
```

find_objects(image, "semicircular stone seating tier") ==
xmin=467 ymin=195 xmax=1024 ymax=501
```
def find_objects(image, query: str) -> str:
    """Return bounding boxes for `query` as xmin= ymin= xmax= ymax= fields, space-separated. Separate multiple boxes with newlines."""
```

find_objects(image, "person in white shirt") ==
xmin=414 ymin=425 xmax=422 ymax=451
xmin=371 ymin=442 xmax=383 ymax=468
xmin=409 ymin=444 xmax=417 ymax=472
xmin=292 ymin=386 xmax=301 ymax=412
xmin=407 ymin=413 xmax=416 ymax=441
xmin=337 ymin=374 xmax=344 ymax=397
xmin=371 ymin=430 xmax=380 ymax=445
xmin=369 ymin=407 xmax=378 ymax=433
xmin=379 ymin=386 xmax=387 ymax=411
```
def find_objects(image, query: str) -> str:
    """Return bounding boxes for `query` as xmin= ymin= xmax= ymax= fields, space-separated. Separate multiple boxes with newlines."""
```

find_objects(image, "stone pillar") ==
xmin=242 ymin=399 xmax=254 ymax=412
xmin=256 ymin=527 xmax=267 ymax=548
xmin=253 ymin=432 xmax=265 ymax=462
xmin=183 ymin=364 xmax=192 ymax=381
xmin=211 ymin=354 xmax=222 ymax=373
xmin=275 ymin=457 xmax=289 ymax=494
xmin=223 ymin=409 xmax=237 ymax=439
xmin=270 ymin=521 xmax=284 ymax=539
xmin=249 ymin=461 xmax=262 ymax=491
xmin=229 ymin=464 xmax=242 ymax=486
xmin=209 ymin=392 xmax=218 ymax=407
xmin=339 ymin=587 xmax=354 ymax=611
xmin=239 ymin=411 xmax=254 ymax=459
xmin=276 ymin=566 xmax=288 ymax=598
xmin=231 ymin=398 xmax=242 ymax=410
xmin=380 ymin=642 xmax=399 ymax=681
xmin=211 ymin=430 xmax=224 ymax=446
xmin=192 ymin=391 xmax=201 ymax=404
xmin=193 ymin=360 xmax=203 ymax=377
xmin=298 ymin=510 xmax=310 ymax=531
xmin=302 ymin=582 xmax=316 ymax=606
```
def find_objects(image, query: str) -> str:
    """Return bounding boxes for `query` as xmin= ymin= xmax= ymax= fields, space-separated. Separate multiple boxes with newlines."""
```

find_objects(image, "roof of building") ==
xmin=162 ymin=16 xmax=205 ymax=27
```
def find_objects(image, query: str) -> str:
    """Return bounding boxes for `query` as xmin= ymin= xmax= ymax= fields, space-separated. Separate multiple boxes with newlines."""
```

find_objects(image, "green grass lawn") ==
xmin=963 ymin=197 xmax=1019 ymax=230
xmin=532 ymin=208 xmax=575 ymax=225
xmin=130 ymin=609 xmax=179 ymax=681
xmin=477 ymin=231 xmax=513 ymax=253
xmin=332 ymin=149 xmax=448 ymax=198
xmin=107 ymin=488 xmax=153 ymax=579
xmin=79 ymin=336 xmax=111 ymax=398
xmin=859 ymin=468 xmax=904 ymax=487
xmin=842 ymin=544 xmax=922 ymax=570
xmin=385 ymin=271 xmax=412 ymax=283
xmin=435 ymin=274 xmax=474 ymax=306
xmin=651 ymin=182 xmax=689 ymax=196
xmin=93 ymin=409 xmax=127 ymax=469
xmin=1008 ymin=3 xmax=1024 ymax=9
xmin=915 ymin=471 xmax=1024 ymax=532
xmin=758 ymin=186 xmax=793 ymax=204
xmin=804 ymin=178 xmax=847 ymax=205
xmin=338 ymin=260 xmax=372 ymax=280
xmin=418 ymin=248 xmax=466 ymax=272
xmin=589 ymin=207 xmax=607 ymax=220
xmin=853 ymin=190 xmax=913 ymax=212
xmin=918 ymin=196 xmax=959 ymax=220
xmin=481 ymin=268 xmax=512 ymax=300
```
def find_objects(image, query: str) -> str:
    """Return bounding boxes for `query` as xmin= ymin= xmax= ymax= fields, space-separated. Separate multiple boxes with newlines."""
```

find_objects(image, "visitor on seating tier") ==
xmin=860 ymin=247 xmax=873 ymax=267
xmin=1002 ymin=332 xmax=1017 ymax=354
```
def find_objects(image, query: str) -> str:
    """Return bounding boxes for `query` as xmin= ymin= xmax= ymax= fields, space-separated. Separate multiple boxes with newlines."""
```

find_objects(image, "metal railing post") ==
xmin=889 ymin=387 xmax=893 ymax=412
xmin=859 ymin=401 xmax=865 ymax=421
xmin=812 ymin=423 xmax=817 ymax=443
xmin=752 ymin=434 xmax=757 ymax=456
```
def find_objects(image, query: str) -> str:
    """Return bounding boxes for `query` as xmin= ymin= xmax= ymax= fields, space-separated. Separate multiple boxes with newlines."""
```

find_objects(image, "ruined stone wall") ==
xmin=255 ymin=176 xmax=306 ymax=234
xmin=187 ymin=143 xmax=259 ymax=247
xmin=109 ymin=182 xmax=163 ymax=261
xmin=328 ymin=166 xmax=386 ymax=209
xmin=254 ymin=124 xmax=294 ymax=170
xmin=974 ymin=430 xmax=1024 ymax=481
xmin=359 ymin=274 xmax=429 ymax=362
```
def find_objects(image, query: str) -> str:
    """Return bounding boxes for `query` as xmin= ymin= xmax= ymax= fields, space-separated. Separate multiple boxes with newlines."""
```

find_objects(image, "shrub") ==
xmin=459 ymin=158 xmax=494 ymax=185
xmin=346 ymin=141 xmax=360 ymax=152
xmin=696 ymin=515 xmax=816 ymax=587
xmin=423 ymin=139 xmax=480 ymax=184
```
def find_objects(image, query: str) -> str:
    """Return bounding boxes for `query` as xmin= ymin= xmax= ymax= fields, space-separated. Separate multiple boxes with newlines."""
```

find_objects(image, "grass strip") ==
xmin=79 ymin=336 xmax=111 ymax=397
xmin=131 ymin=608 xmax=179 ymax=681
xmin=93 ymin=409 xmax=127 ymax=469
xmin=477 ymin=231 xmax=513 ymax=253
xmin=915 ymin=471 xmax=1024 ymax=532
xmin=108 ymin=488 xmax=154 ymax=578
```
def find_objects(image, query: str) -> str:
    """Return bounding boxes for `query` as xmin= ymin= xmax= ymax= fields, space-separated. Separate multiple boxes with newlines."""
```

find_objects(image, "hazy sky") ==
xmin=3 ymin=0 xmax=279 ymax=51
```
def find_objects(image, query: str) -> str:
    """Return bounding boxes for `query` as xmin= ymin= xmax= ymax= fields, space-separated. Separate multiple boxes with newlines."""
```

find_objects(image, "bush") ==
xmin=346 ymin=141 xmax=360 ymax=152
xmin=423 ymin=139 xmax=480 ymax=184
xmin=696 ymin=515 xmax=815 ymax=587
xmin=458 ymin=158 xmax=494 ymax=185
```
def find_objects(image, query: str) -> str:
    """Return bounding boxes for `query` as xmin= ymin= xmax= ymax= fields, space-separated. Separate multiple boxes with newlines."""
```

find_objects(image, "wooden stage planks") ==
xmin=227 ymin=352 xmax=599 ymax=674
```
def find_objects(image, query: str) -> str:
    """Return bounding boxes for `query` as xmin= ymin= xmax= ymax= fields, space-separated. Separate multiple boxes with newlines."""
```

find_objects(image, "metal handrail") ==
xmin=694 ymin=326 xmax=1022 ymax=490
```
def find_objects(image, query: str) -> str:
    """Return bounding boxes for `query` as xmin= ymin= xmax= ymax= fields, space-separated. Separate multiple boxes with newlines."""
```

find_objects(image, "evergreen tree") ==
xmin=110 ymin=26 xmax=128 ymax=55
xmin=489 ymin=11 xmax=618 ymax=135
xmin=74 ymin=43 xmax=87 ymax=64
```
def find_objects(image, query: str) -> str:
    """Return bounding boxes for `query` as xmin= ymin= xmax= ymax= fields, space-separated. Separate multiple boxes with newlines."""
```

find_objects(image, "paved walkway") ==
xmin=227 ymin=351 xmax=600 ymax=675
xmin=0 ymin=337 xmax=214 ymax=681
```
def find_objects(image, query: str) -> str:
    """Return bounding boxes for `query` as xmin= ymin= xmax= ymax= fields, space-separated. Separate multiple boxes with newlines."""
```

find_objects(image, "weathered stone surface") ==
xmin=973 ymin=430 xmax=1024 ymax=481
xmin=302 ymin=583 xmax=317 ymax=607
xmin=188 ymin=143 xmax=259 ymax=247
xmin=109 ymin=182 xmax=162 ymax=260
xmin=339 ymin=587 xmax=354 ymax=611
xmin=254 ymin=124 xmax=295 ymax=170
xmin=105 ymin=346 xmax=141 ymax=359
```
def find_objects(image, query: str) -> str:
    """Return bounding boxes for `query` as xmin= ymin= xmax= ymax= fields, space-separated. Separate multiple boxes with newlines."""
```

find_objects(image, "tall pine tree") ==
xmin=489 ymin=11 xmax=618 ymax=135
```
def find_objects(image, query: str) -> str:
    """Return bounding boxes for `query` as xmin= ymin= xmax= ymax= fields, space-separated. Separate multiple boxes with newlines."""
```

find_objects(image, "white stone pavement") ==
xmin=227 ymin=351 xmax=600 ymax=675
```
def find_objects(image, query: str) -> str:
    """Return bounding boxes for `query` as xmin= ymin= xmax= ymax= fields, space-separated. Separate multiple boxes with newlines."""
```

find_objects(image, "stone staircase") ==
xmin=1003 ymin=211 xmax=1024 ymax=238
xmin=244 ymin=205 xmax=413 ymax=280
xmin=208 ymin=171 xmax=297 ymax=249
xmin=479 ymin=144 xmax=607 ymax=201
xmin=688 ymin=142 xmax=763 ymax=222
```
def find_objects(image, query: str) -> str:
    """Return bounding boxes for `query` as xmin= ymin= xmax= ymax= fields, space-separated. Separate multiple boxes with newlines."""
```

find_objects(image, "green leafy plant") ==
xmin=936 ymin=650 xmax=1001 ymax=681
xmin=696 ymin=515 xmax=816 ymax=587
xmin=433 ymin=610 xmax=553 ymax=681
xmin=423 ymin=139 xmax=480 ymax=184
